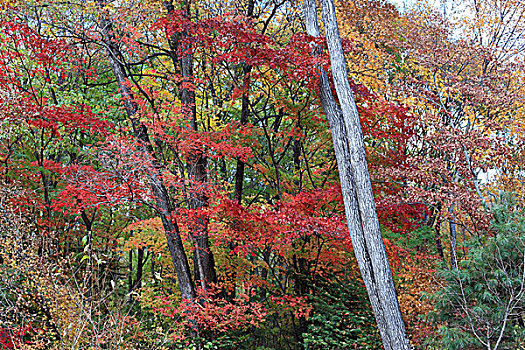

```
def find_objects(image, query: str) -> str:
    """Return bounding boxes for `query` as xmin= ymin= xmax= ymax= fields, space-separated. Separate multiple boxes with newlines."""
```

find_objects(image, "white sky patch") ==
xmin=387 ymin=0 xmax=468 ymax=19
xmin=387 ymin=0 xmax=414 ymax=12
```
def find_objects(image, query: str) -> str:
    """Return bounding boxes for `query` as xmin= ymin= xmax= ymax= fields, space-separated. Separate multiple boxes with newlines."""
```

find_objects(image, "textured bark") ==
xmin=97 ymin=2 xmax=195 ymax=301
xmin=303 ymin=1 xmax=411 ymax=349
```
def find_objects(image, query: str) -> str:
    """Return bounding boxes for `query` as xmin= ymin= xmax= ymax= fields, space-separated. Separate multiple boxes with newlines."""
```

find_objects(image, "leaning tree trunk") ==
xmin=303 ymin=1 xmax=411 ymax=349
xmin=97 ymin=0 xmax=195 ymax=301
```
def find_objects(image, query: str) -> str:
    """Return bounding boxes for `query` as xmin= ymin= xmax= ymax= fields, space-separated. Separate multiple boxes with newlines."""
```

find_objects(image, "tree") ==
xmin=429 ymin=194 xmax=525 ymax=350
xmin=303 ymin=0 xmax=411 ymax=349
xmin=95 ymin=0 xmax=197 ymax=301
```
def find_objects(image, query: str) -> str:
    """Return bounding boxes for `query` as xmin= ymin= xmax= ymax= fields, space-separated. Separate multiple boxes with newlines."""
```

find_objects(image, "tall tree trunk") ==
xmin=178 ymin=0 xmax=217 ymax=291
xmin=97 ymin=1 xmax=195 ymax=301
xmin=303 ymin=1 xmax=411 ymax=349
xmin=233 ymin=0 xmax=254 ymax=204
xmin=227 ymin=65 xmax=251 ymax=302
xmin=128 ymin=248 xmax=133 ymax=302
xmin=233 ymin=71 xmax=251 ymax=204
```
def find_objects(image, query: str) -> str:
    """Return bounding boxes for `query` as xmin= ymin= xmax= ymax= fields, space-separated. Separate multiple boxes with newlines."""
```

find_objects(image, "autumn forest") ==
xmin=1 ymin=0 xmax=525 ymax=349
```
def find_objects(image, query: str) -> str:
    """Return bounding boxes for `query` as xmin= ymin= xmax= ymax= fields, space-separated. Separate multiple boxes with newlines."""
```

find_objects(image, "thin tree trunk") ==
xmin=292 ymin=248 xmax=309 ymax=345
xmin=135 ymin=247 xmax=144 ymax=289
xmin=233 ymin=0 xmax=254 ymax=203
xmin=229 ymin=74 xmax=250 ymax=299
xmin=303 ymin=1 xmax=411 ymax=349
xmin=151 ymin=253 xmax=155 ymax=281
xmin=228 ymin=2 xmax=256 ymax=302
xmin=293 ymin=121 xmax=303 ymax=191
xmin=434 ymin=220 xmax=445 ymax=261
xmin=233 ymin=72 xmax=251 ymax=204
xmin=128 ymin=249 xmax=133 ymax=301
xmin=448 ymin=205 xmax=458 ymax=269
xmin=97 ymin=1 xmax=195 ymax=301
xmin=428 ymin=207 xmax=445 ymax=261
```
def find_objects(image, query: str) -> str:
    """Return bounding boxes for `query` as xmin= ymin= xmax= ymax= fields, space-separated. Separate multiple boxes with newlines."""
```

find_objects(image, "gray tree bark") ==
xmin=303 ymin=1 xmax=411 ymax=349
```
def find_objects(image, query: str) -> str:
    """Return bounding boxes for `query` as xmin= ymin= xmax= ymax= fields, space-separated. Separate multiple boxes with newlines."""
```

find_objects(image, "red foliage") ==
xmin=152 ymin=285 xmax=268 ymax=335
xmin=0 ymin=325 xmax=32 ymax=350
